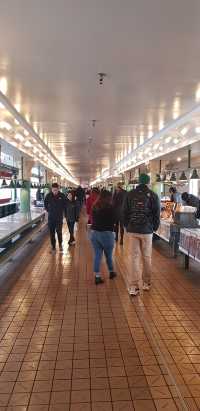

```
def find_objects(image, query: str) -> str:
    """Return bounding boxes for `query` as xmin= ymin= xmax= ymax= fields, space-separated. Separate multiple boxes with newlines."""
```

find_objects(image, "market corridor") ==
xmin=0 ymin=217 xmax=200 ymax=411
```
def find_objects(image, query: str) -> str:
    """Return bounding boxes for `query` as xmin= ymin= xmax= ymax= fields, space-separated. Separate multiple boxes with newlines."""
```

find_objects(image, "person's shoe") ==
xmin=95 ymin=276 xmax=104 ymax=285
xmin=59 ymin=245 xmax=63 ymax=253
xmin=143 ymin=283 xmax=151 ymax=291
xmin=120 ymin=238 xmax=123 ymax=245
xmin=50 ymin=248 xmax=56 ymax=254
xmin=109 ymin=271 xmax=117 ymax=279
xmin=115 ymin=237 xmax=118 ymax=242
xmin=128 ymin=286 xmax=140 ymax=296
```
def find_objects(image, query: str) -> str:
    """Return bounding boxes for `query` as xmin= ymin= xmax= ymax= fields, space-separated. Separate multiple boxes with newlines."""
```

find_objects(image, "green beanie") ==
xmin=139 ymin=173 xmax=150 ymax=185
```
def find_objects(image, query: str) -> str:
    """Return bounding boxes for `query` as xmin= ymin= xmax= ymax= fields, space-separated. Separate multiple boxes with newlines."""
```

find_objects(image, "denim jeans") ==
xmin=90 ymin=230 xmax=115 ymax=273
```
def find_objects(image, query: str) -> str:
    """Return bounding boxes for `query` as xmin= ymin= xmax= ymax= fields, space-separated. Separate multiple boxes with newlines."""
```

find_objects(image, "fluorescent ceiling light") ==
xmin=165 ymin=136 xmax=172 ymax=144
xmin=24 ymin=140 xmax=32 ymax=148
xmin=195 ymin=127 xmax=200 ymax=133
xmin=0 ymin=121 xmax=12 ymax=131
xmin=0 ymin=102 xmax=5 ymax=109
xmin=174 ymin=138 xmax=179 ymax=144
xmin=180 ymin=127 xmax=188 ymax=136
xmin=15 ymin=133 xmax=24 ymax=142
xmin=24 ymin=130 xmax=29 ymax=136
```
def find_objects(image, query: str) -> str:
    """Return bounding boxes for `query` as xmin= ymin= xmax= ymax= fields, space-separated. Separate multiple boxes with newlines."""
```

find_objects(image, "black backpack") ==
xmin=129 ymin=189 xmax=153 ymax=227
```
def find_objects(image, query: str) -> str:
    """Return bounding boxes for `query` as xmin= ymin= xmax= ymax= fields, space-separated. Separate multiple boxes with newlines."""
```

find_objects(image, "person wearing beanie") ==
xmin=123 ymin=173 xmax=160 ymax=296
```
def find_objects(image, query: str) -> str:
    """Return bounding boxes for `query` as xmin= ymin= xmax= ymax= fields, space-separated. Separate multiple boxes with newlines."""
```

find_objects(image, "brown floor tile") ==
xmin=91 ymin=389 xmax=111 ymax=402
xmin=9 ymin=392 xmax=31 ymax=406
xmin=71 ymin=390 xmax=90 ymax=403
xmin=13 ymin=381 xmax=34 ymax=393
xmin=0 ymin=381 xmax=15 ymax=393
xmin=113 ymin=401 xmax=135 ymax=411
xmin=70 ymin=404 xmax=91 ymax=411
xmin=29 ymin=392 xmax=51 ymax=405
xmin=90 ymin=377 xmax=109 ymax=389
xmin=33 ymin=379 xmax=53 ymax=392
xmin=111 ymin=388 xmax=132 ymax=401
xmin=154 ymin=398 xmax=178 ymax=410
xmin=133 ymin=399 xmax=156 ymax=411
xmin=0 ymin=393 xmax=10 ymax=406
xmin=53 ymin=379 xmax=71 ymax=391
xmin=50 ymin=390 xmax=70 ymax=404
xmin=91 ymin=402 xmax=112 ymax=411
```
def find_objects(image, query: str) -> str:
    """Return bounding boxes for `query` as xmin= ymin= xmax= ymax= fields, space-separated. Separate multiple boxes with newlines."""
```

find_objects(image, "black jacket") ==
xmin=185 ymin=194 xmax=200 ymax=219
xmin=65 ymin=199 xmax=79 ymax=222
xmin=112 ymin=189 xmax=127 ymax=220
xmin=123 ymin=184 xmax=160 ymax=234
xmin=44 ymin=191 xmax=66 ymax=223
xmin=92 ymin=205 xmax=117 ymax=232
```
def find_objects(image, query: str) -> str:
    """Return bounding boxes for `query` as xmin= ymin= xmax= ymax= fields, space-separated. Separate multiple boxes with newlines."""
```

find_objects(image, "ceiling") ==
xmin=1 ymin=0 xmax=200 ymax=183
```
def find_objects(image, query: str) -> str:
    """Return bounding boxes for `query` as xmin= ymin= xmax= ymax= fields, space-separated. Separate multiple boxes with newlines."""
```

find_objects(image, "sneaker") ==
xmin=143 ymin=283 xmax=151 ymax=291
xmin=120 ymin=239 xmax=123 ymax=245
xmin=95 ymin=276 xmax=104 ymax=285
xmin=69 ymin=240 xmax=76 ymax=246
xmin=59 ymin=246 xmax=63 ymax=253
xmin=50 ymin=248 xmax=56 ymax=254
xmin=109 ymin=271 xmax=117 ymax=279
xmin=128 ymin=286 xmax=140 ymax=296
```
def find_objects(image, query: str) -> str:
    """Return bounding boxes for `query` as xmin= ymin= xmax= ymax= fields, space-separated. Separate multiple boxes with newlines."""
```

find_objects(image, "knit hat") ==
xmin=139 ymin=173 xmax=150 ymax=185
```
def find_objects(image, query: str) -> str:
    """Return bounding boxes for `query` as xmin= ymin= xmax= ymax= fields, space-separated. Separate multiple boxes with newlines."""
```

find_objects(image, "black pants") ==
xmin=48 ymin=220 xmax=63 ymax=248
xmin=67 ymin=221 xmax=75 ymax=241
xmin=115 ymin=219 xmax=124 ymax=241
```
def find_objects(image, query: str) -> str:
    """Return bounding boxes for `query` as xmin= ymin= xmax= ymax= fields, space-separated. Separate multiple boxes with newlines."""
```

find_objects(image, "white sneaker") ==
xmin=128 ymin=286 xmax=140 ymax=296
xmin=143 ymin=283 xmax=151 ymax=291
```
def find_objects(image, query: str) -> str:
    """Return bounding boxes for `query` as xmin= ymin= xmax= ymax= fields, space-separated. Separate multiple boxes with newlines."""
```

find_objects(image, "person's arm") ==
xmin=75 ymin=201 xmax=79 ymax=222
xmin=122 ymin=194 xmax=131 ymax=228
xmin=44 ymin=194 xmax=49 ymax=212
xmin=152 ymin=194 xmax=160 ymax=231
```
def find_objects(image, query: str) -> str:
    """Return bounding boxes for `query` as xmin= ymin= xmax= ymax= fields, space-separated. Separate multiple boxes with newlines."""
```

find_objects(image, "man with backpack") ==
xmin=123 ymin=174 xmax=160 ymax=296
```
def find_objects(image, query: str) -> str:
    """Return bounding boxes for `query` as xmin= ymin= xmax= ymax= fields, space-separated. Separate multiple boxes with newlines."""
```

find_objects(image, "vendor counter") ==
xmin=0 ymin=201 xmax=19 ymax=218
xmin=0 ymin=207 xmax=46 ymax=254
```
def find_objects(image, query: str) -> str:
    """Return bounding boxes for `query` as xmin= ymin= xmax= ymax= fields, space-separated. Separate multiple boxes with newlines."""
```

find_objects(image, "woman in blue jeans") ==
xmin=90 ymin=190 xmax=117 ymax=285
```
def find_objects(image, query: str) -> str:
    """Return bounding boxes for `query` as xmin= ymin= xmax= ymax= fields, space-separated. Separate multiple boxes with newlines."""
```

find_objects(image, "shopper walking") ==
xmin=112 ymin=182 xmax=127 ymax=245
xmin=65 ymin=191 xmax=79 ymax=245
xmin=44 ymin=183 xmax=67 ymax=253
xmin=123 ymin=174 xmax=160 ymax=296
xmin=90 ymin=190 xmax=117 ymax=285
xmin=76 ymin=185 xmax=85 ymax=208
xmin=86 ymin=187 xmax=100 ymax=224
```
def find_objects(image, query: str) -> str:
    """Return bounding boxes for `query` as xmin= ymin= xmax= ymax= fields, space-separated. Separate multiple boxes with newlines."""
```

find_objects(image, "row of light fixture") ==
xmin=0 ymin=95 xmax=77 ymax=186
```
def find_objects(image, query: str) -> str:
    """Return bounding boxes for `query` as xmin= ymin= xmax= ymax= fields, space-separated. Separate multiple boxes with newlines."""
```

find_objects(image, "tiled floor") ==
xmin=0 ymin=214 xmax=200 ymax=410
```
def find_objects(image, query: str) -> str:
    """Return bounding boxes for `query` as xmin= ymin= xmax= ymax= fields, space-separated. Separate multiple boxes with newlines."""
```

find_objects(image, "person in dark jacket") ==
xmin=65 ymin=191 xmax=79 ymax=245
xmin=90 ymin=190 xmax=117 ymax=285
xmin=112 ymin=183 xmax=127 ymax=245
xmin=123 ymin=174 xmax=160 ymax=296
xmin=44 ymin=183 xmax=67 ymax=253
xmin=182 ymin=192 xmax=200 ymax=218
xmin=76 ymin=186 xmax=85 ymax=208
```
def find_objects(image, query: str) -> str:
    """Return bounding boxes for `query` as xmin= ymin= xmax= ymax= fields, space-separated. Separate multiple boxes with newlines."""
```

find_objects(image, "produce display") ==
xmin=180 ymin=228 xmax=200 ymax=263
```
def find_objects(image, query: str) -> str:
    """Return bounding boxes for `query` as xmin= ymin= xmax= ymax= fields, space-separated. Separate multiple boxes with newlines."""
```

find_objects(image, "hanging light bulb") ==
xmin=1 ymin=178 xmax=8 ymax=187
xmin=190 ymin=169 xmax=200 ymax=180
xmin=179 ymin=171 xmax=187 ymax=181
xmin=170 ymin=172 xmax=176 ymax=182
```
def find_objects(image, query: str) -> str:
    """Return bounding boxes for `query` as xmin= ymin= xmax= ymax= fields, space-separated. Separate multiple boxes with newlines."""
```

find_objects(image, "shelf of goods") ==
xmin=179 ymin=228 xmax=200 ymax=268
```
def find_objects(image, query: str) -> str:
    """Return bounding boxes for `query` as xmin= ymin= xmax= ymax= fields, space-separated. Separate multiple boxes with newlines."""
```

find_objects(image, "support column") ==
xmin=149 ymin=159 xmax=162 ymax=197
xmin=20 ymin=158 xmax=34 ymax=213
